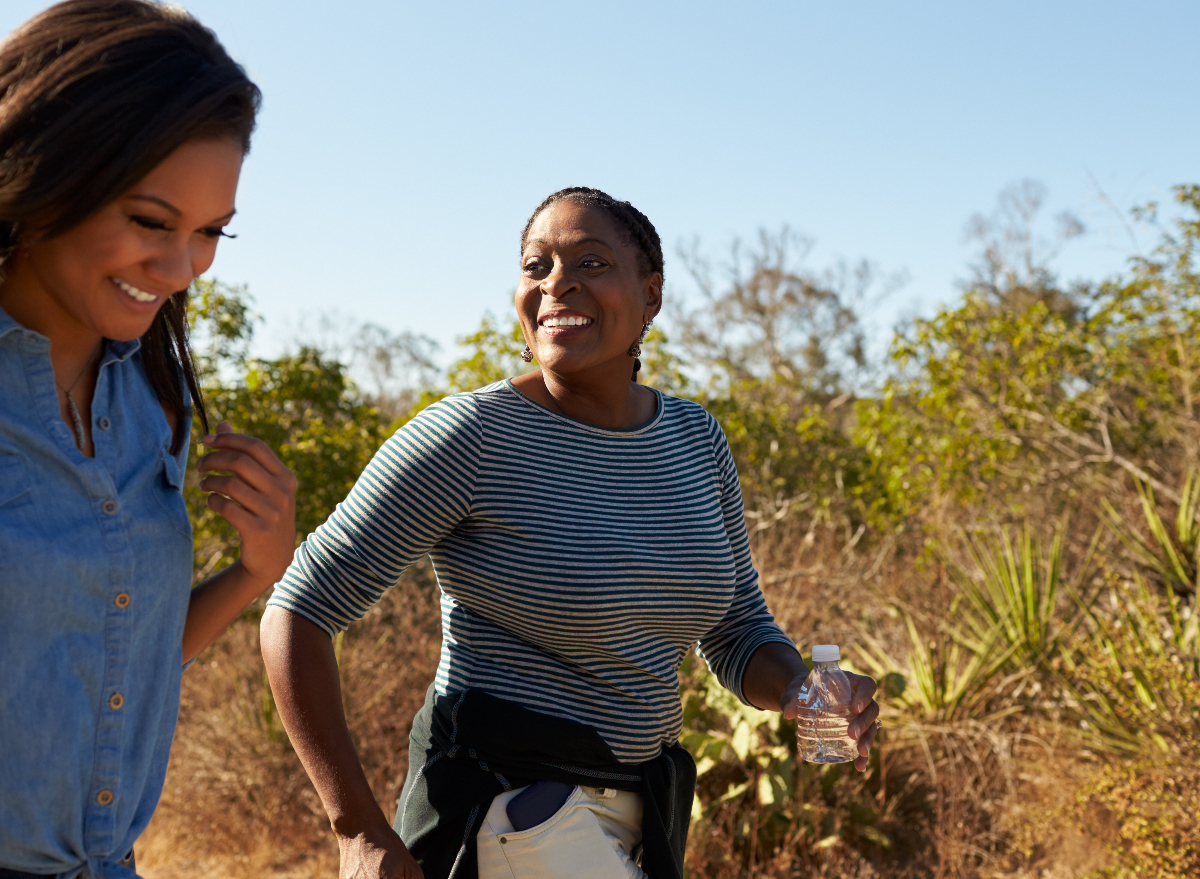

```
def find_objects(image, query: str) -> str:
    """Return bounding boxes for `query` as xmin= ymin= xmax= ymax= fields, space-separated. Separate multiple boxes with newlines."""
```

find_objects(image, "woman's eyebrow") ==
xmin=127 ymin=194 xmax=237 ymax=224
xmin=567 ymin=236 xmax=614 ymax=249
xmin=126 ymin=194 xmax=182 ymax=216
xmin=526 ymin=236 xmax=614 ymax=250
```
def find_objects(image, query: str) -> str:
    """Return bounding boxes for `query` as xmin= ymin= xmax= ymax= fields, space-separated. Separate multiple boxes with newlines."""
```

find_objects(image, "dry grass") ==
xmin=136 ymin=535 xmax=1186 ymax=878
xmin=139 ymin=559 xmax=441 ymax=878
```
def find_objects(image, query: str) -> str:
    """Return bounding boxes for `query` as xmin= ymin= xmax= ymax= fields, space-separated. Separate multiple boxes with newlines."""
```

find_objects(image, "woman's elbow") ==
xmin=260 ymin=605 xmax=307 ymax=670
xmin=260 ymin=605 xmax=333 ymax=668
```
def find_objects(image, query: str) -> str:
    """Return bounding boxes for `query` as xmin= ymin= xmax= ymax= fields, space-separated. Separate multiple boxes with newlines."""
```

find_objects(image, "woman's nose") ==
xmin=541 ymin=264 xmax=579 ymax=299
xmin=144 ymin=235 xmax=197 ymax=292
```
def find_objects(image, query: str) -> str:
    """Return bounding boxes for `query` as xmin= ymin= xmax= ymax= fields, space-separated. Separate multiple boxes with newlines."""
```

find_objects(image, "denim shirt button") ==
xmin=97 ymin=416 xmax=111 ymax=431
xmin=96 ymin=789 xmax=114 ymax=806
xmin=101 ymin=500 xmax=119 ymax=516
xmin=109 ymin=693 xmax=125 ymax=710
xmin=114 ymin=592 xmax=131 ymax=608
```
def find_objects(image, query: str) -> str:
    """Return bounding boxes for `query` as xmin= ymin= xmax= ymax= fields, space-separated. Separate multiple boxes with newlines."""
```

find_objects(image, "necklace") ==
xmin=56 ymin=343 xmax=103 ymax=450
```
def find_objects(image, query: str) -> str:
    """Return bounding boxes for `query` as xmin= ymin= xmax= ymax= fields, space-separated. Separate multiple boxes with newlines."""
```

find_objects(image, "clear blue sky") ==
xmin=3 ymin=1 xmax=1197 ymax=363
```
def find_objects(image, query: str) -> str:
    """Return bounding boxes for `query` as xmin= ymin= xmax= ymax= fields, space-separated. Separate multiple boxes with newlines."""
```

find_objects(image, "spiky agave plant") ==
xmin=1103 ymin=468 xmax=1200 ymax=598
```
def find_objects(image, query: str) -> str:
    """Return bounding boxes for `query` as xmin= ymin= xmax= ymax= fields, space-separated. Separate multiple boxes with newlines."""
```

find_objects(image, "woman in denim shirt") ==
xmin=0 ymin=3 xmax=298 ymax=877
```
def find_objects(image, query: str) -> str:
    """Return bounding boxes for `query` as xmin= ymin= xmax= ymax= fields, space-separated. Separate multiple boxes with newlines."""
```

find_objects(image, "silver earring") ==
xmin=521 ymin=345 xmax=534 ymax=363
xmin=628 ymin=321 xmax=652 ymax=358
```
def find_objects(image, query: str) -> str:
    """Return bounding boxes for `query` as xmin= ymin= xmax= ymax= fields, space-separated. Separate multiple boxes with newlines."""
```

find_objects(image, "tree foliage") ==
xmin=859 ymin=185 xmax=1200 ymax=527
xmin=186 ymin=282 xmax=389 ymax=580
xmin=171 ymin=183 xmax=1200 ymax=879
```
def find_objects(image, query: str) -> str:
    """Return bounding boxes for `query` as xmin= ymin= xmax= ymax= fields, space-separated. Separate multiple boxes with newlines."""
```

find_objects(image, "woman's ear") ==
xmin=643 ymin=272 xmax=664 ymax=323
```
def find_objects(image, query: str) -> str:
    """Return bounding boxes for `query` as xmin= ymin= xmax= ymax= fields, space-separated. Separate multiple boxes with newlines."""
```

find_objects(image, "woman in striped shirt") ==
xmin=260 ymin=188 xmax=881 ymax=879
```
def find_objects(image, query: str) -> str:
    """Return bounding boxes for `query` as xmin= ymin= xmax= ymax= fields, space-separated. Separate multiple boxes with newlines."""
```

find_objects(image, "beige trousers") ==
xmin=476 ymin=785 xmax=647 ymax=879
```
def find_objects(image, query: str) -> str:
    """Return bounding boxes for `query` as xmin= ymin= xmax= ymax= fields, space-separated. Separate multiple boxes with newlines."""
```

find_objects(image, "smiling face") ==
xmin=517 ymin=200 xmax=663 ymax=382
xmin=1 ymin=137 xmax=244 ymax=343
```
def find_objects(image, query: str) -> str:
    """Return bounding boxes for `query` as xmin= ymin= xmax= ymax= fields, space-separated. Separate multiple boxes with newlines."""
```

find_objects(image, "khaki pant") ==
xmin=476 ymin=785 xmax=646 ymax=879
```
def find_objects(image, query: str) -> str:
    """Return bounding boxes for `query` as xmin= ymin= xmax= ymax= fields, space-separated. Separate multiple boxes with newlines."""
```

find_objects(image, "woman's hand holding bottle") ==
xmin=779 ymin=646 xmax=880 ymax=772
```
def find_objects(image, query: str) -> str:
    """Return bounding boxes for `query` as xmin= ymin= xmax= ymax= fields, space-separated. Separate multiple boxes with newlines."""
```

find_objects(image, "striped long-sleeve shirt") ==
xmin=267 ymin=380 xmax=793 ymax=763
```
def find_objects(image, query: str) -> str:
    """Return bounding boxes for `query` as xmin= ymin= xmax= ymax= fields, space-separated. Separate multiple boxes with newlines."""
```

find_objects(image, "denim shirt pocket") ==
xmin=152 ymin=448 xmax=193 ymax=538
xmin=0 ymin=452 xmax=44 ymax=573
xmin=0 ymin=451 xmax=33 ymax=508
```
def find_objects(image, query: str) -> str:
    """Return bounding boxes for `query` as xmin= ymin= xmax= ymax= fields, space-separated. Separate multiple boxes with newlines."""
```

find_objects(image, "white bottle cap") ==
xmin=811 ymin=644 xmax=840 ymax=663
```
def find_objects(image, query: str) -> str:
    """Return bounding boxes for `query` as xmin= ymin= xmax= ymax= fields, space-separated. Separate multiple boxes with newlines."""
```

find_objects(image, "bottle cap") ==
xmin=811 ymin=644 xmax=840 ymax=663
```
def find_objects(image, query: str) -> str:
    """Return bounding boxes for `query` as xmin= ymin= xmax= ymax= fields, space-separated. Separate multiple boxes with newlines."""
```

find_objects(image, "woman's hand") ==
xmin=198 ymin=420 xmax=297 ymax=586
xmin=181 ymin=422 xmax=298 ymax=662
xmin=337 ymin=824 xmax=424 ymax=879
xmin=780 ymin=670 xmax=881 ymax=772
xmin=262 ymin=609 xmax=422 ymax=878
xmin=744 ymin=643 xmax=881 ymax=771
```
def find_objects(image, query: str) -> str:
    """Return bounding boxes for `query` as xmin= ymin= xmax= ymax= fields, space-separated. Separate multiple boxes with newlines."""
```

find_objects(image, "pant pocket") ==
xmin=496 ymin=787 xmax=638 ymax=879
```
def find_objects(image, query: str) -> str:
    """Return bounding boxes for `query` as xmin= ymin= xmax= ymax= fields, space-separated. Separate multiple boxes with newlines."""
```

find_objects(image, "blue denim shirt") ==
xmin=0 ymin=306 xmax=193 ymax=878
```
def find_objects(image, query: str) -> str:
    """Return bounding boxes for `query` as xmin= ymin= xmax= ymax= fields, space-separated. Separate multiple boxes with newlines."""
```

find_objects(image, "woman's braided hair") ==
xmin=520 ymin=187 xmax=663 ymax=380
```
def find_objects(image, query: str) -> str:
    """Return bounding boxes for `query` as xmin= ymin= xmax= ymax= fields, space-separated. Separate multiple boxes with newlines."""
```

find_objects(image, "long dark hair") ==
xmin=0 ymin=0 xmax=261 ymax=451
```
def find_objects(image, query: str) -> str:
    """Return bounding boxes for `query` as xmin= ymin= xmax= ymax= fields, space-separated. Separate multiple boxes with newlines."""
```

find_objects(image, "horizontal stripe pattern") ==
xmin=268 ymin=381 xmax=792 ymax=762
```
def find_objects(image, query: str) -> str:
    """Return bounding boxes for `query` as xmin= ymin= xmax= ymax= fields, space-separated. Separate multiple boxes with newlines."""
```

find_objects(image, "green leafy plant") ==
xmin=950 ymin=522 xmax=1101 ymax=674
xmin=679 ymin=653 xmax=896 ymax=869
xmin=1103 ymin=470 xmax=1200 ymax=598
xmin=1063 ymin=574 xmax=1200 ymax=754
xmin=857 ymin=610 xmax=1013 ymax=722
xmin=1071 ymin=754 xmax=1200 ymax=878
xmin=681 ymin=654 xmax=796 ymax=824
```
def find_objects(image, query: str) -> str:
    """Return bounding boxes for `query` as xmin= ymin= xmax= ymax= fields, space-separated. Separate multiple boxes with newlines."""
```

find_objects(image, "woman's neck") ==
xmin=0 ymin=266 xmax=105 ymax=394
xmin=511 ymin=366 xmax=657 ymax=431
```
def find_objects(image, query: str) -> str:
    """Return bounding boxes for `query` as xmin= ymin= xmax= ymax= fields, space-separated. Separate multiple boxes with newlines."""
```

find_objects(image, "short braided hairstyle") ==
xmin=520 ymin=187 xmax=663 ymax=381
xmin=520 ymin=187 xmax=664 ymax=283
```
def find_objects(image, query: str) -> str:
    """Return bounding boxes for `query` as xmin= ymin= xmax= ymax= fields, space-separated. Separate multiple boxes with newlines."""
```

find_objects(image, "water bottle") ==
xmin=795 ymin=644 xmax=858 ymax=764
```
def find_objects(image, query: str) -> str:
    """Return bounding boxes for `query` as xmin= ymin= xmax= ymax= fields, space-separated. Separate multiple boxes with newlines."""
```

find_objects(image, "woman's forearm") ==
xmin=183 ymin=560 xmax=274 ymax=663
xmin=259 ymin=606 xmax=390 ymax=837
xmin=741 ymin=641 xmax=809 ymax=712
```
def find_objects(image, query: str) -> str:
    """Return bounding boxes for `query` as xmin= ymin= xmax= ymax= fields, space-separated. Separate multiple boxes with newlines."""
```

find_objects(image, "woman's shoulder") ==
xmin=656 ymin=392 xmax=725 ymax=434
xmin=398 ymin=389 xmax=483 ymax=438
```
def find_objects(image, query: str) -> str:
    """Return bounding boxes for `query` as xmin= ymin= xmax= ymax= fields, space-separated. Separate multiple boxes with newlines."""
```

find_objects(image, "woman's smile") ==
xmin=112 ymin=276 xmax=164 ymax=307
xmin=539 ymin=309 xmax=595 ymax=338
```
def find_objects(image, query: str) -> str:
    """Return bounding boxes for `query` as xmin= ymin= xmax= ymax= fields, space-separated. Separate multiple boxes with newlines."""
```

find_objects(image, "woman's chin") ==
xmin=94 ymin=314 xmax=159 ymax=343
xmin=536 ymin=358 xmax=635 ymax=382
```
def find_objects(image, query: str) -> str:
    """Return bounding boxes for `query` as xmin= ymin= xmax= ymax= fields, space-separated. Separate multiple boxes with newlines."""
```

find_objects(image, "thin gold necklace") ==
xmin=56 ymin=343 xmax=103 ymax=449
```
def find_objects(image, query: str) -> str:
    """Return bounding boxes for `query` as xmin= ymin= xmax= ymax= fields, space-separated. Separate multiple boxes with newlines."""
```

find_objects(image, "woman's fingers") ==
xmin=779 ymin=670 xmax=811 ymax=719
xmin=198 ymin=448 xmax=277 ymax=494
xmin=848 ymin=672 xmax=878 ymax=713
xmin=195 ymin=424 xmax=297 ymax=586
xmin=205 ymin=490 xmax=254 ymax=530
xmin=198 ymin=447 xmax=289 ymax=518
xmin=856 ymin=719 xmax=879 ymax=753
xmin=853 ymin=719 xmax=880 ymax=771
xmin=198 ymin=473 xmax=267 ymax=515
xmin=202 ymin=429 xmax=293 ymax=480
xmin=198 ymin=429 xmax=296 ymax=512
xmin=847 ymin=698 xmax=880 ymax=741
xmin=843 ymin=672 xmax=881 ymax=773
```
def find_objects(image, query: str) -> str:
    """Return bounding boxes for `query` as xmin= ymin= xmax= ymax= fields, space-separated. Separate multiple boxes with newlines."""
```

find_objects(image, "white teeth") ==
xmin=113 ymin=278 xmax=157 ymax=303
xmin=541 ymin=315 xmax=593 ymax=328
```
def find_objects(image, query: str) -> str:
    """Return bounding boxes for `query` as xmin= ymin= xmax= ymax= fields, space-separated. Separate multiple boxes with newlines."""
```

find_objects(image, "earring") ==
xmin=521 ymin=345 xmax=534 ymax=363
xmin=628 ymin=321 xmax=652 ymax=358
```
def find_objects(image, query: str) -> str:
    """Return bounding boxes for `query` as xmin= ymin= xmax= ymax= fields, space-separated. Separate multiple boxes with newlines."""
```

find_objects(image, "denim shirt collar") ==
xmin=0 ymin=303 xmax=142 ymax=362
